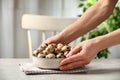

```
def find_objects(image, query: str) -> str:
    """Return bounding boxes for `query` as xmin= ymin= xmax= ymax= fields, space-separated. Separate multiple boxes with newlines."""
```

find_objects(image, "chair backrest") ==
xmin=22 ymin=14 xmax=78 ymax=58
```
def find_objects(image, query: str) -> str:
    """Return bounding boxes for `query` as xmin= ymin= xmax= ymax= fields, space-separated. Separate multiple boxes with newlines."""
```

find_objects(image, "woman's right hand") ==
xmin=45 ymin=34 xmax=67 ymax=45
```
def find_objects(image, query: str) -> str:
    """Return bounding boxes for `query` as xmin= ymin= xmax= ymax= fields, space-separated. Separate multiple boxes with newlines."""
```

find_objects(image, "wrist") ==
xmin=58 ymin=32 xmax=69 ymax=45
xmin=93 ymin=36 xmax=108 ymax=51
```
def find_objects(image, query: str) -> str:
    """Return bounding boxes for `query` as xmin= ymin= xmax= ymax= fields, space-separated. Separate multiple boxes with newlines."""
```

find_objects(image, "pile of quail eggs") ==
xmin=32 ymin=43 xmax=72 ymax=58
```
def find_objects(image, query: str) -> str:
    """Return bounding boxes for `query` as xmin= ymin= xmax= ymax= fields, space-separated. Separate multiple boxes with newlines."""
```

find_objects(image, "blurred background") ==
xmin=0 ymin=0 xmax=120 ymax=58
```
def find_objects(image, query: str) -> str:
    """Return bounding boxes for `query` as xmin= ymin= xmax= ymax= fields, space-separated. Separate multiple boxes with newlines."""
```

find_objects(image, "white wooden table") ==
xmin=0 ymin=59 xmax=120 ymax=80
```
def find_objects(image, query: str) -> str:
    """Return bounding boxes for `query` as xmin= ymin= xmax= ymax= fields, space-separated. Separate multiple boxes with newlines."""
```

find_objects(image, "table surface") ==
xmin=0 ymin=58 xmax=120 ymax=80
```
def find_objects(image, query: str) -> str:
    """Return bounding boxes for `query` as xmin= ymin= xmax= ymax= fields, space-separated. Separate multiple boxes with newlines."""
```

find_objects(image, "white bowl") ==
xmin=32 ymin=56 xmax=64 ymax=69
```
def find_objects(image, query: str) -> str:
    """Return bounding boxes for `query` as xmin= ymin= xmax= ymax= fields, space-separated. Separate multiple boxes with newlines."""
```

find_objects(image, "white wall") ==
xmin=109 ymin=45 xmax=120 ymax=58
xmin=62 ymin=0 xmax=82 ymax=17
xmin=39 ymin=0 xmax=62 ymax=16
xmin=38 ymin=0 xmax=82 ymax=17
xmin=0 ymin=0 xmax=1 ymax=57
xmin=0 ymin=0 xmax=15 ymax=58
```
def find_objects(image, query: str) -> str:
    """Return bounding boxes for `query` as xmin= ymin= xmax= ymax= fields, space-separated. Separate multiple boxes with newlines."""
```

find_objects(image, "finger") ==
xmin=44 ymin=39 xmax=53 ymax=44
xmin=60 ymin=60 xmax=85 ymax=70
xmin=60 ymin=53 xmax=83 ymax=66
xmin=37 ymin=42 xmax=47 ymax=49
xmin=66 ymin=45 xmax=82 ymax=57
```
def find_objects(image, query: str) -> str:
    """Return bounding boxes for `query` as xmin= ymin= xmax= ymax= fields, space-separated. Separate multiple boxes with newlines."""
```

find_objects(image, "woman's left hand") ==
xmin=60 ymin=38 xmax=101 ymax=70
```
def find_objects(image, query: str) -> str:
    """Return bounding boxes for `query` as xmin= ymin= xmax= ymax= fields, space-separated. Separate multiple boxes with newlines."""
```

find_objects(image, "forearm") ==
xmin=95 ymin=29 xmax=120 ymax=51
xmin=60 ymin=0 xmax=118 ymax=44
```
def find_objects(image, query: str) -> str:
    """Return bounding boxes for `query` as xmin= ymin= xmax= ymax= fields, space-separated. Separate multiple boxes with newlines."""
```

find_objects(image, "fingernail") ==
xmin=66 ymin=55 xmax=69 ymax=57
xmin=60 ymin=66 xmax=65 ymax=70
xmin=66 ymin=54 xmax=71 ymax=57
xmin=60 ymin=60 xmax=65 ymax=66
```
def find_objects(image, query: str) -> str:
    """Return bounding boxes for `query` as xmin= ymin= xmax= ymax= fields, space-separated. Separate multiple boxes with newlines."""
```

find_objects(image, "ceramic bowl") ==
xmin=32 ymin=56 xmax=64 ymax=69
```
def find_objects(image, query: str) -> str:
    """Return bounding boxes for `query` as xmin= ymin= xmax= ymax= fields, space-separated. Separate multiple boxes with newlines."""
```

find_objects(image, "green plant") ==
xmin=78 ymin=0 xmax=120 ymax=59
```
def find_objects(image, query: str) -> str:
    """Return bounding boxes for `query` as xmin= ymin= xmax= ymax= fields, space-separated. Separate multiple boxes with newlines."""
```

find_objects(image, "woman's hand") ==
xmin=60 ymin=38 xmax=101 ymax=70
xmin=45 ymin=34 xmax=68 ymax=45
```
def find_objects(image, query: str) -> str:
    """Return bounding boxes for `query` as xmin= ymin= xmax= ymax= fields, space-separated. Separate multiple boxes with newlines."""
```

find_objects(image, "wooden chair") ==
xmin=22 ymin=14 xmax=77 ymax=58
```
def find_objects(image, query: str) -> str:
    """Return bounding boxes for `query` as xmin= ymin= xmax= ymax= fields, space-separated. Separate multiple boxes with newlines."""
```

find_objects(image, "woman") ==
xmin=44 ymin=0 xmax=119 ymax=70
